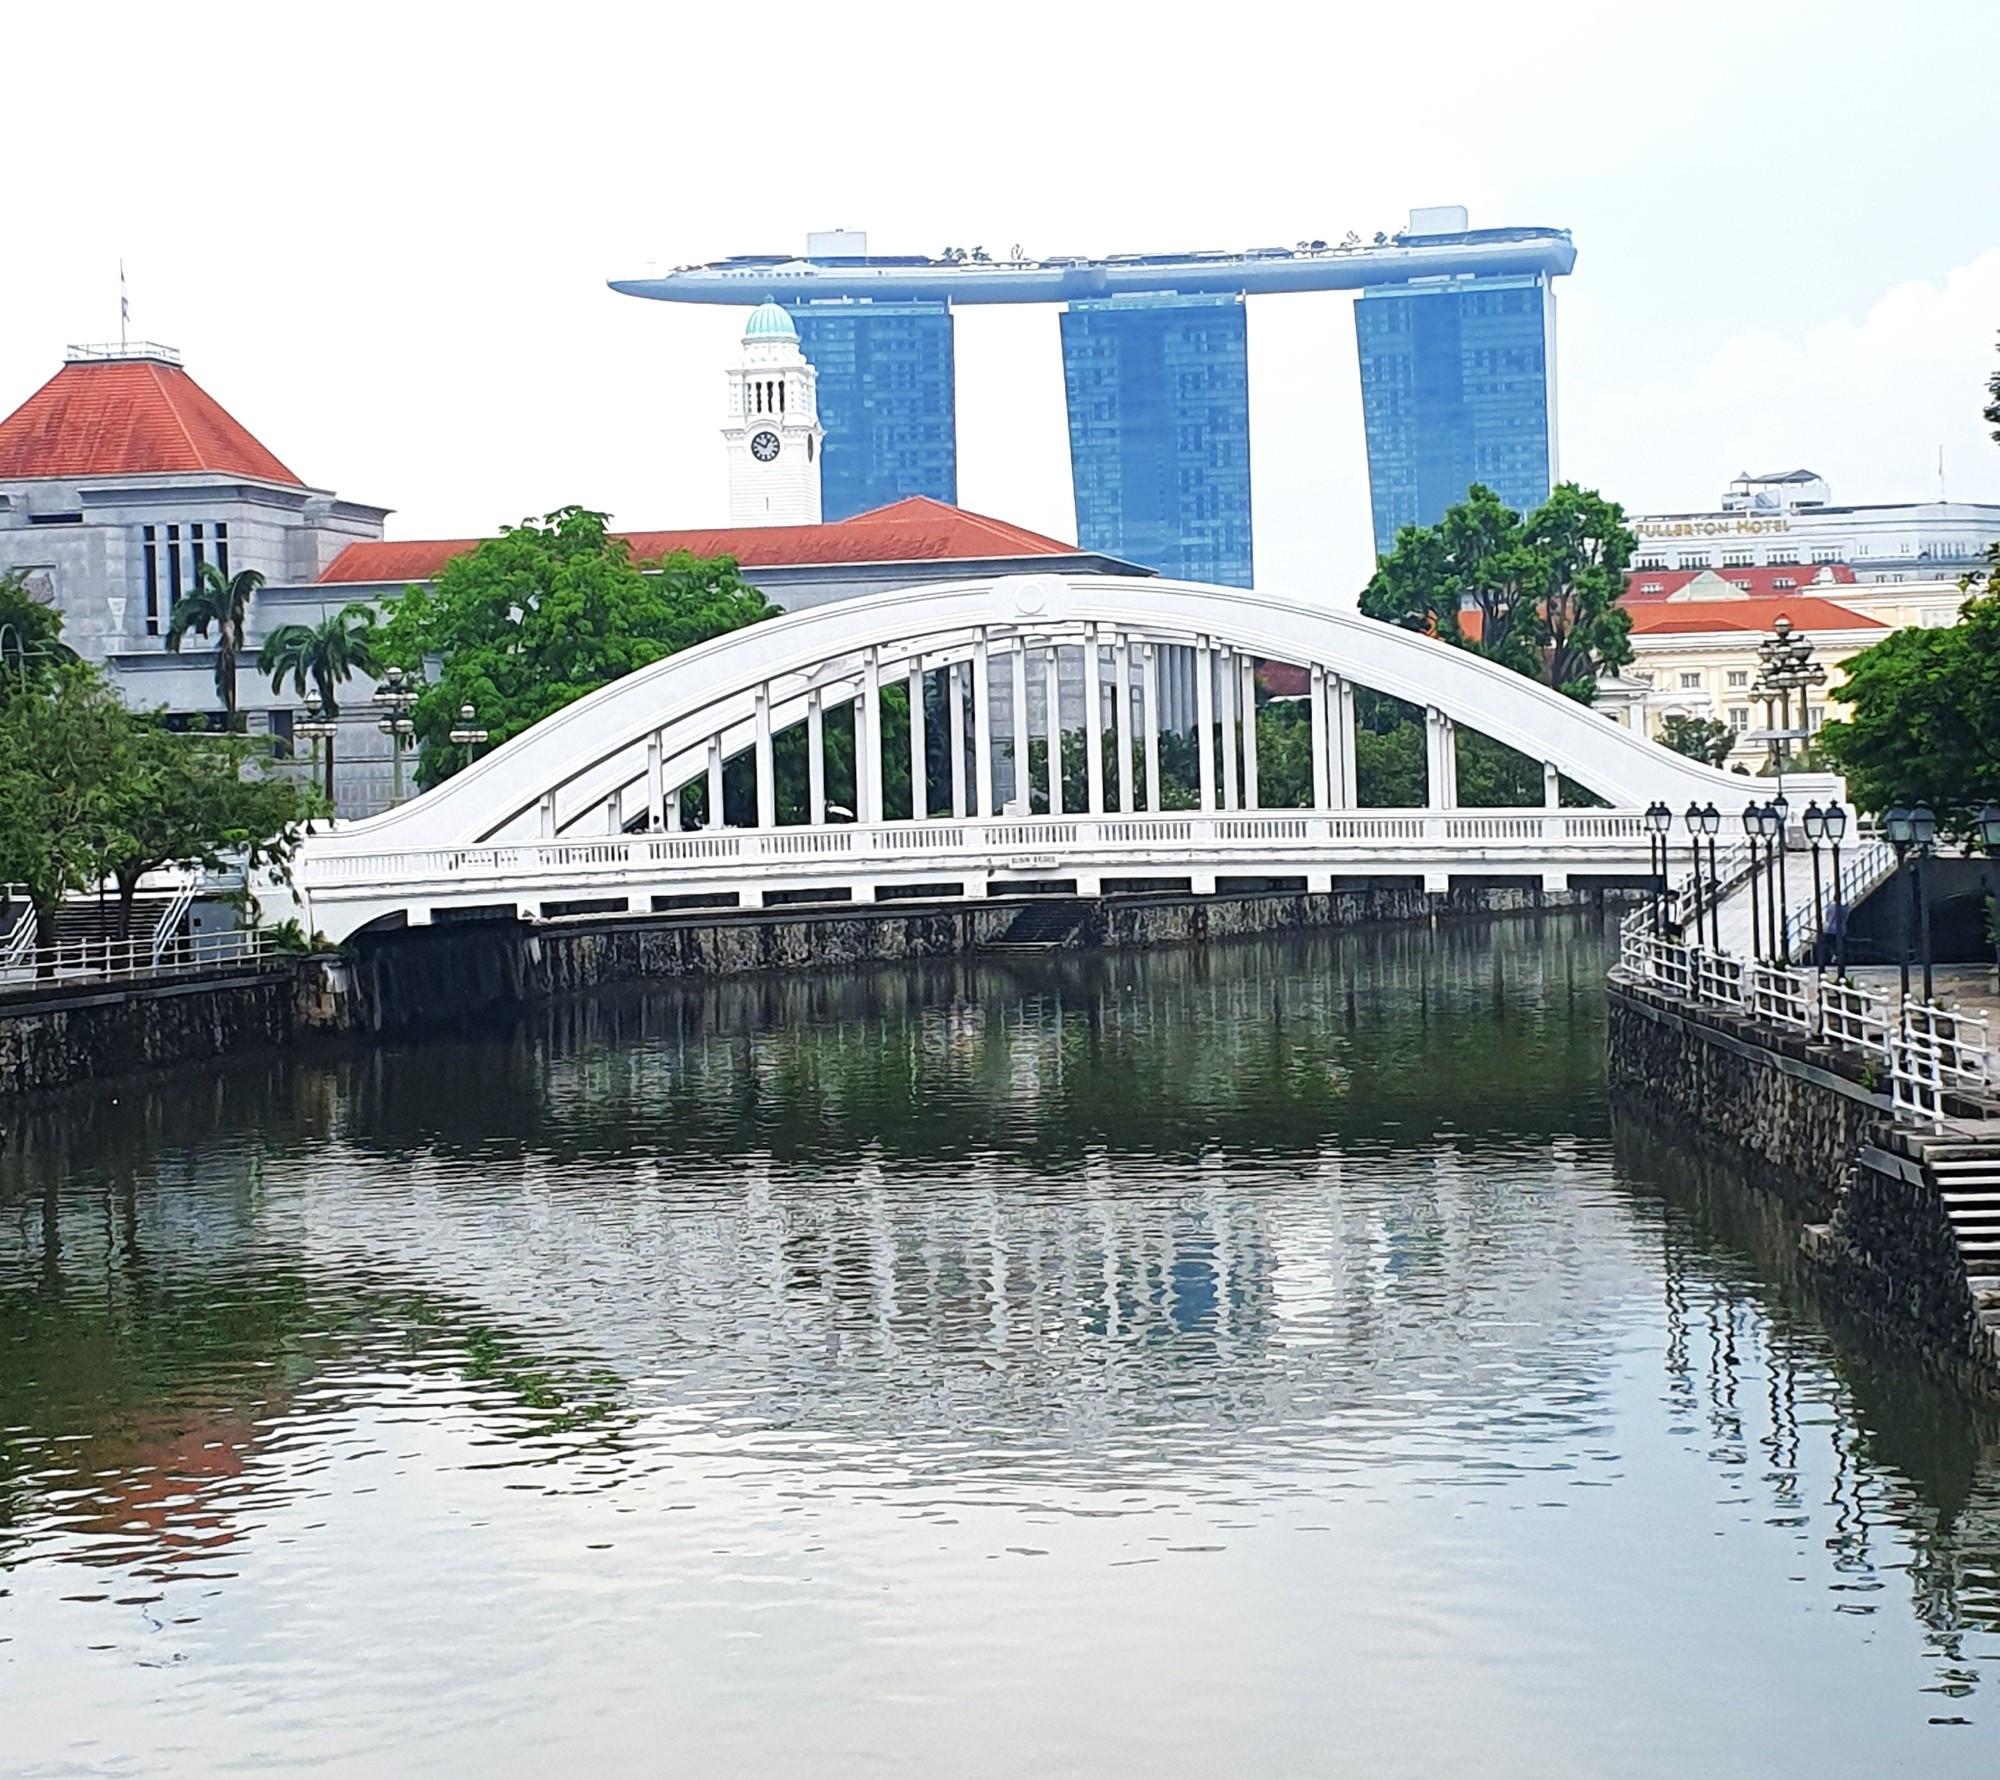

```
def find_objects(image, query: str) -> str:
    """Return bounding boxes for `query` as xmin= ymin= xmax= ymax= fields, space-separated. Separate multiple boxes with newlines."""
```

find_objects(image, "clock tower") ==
xmin=724 ymin=298 xmax=824 ymax=526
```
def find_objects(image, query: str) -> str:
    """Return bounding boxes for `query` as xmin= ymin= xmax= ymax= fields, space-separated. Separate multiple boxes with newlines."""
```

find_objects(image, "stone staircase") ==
xmin=985 ymin=899 xmax=1093 ymax=951
xmin=1921 ymin=1134 xmax=2000 ymax=1361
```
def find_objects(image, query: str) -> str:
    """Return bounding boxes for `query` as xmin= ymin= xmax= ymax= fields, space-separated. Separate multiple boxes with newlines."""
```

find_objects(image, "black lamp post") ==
xmin=1742 ymin=802 xmax=1765 ymax=959
xmin=1646 ymin=801 xmax=1673 ymax=935
xmin=1801 ymin=801 xmax=1827 ymax=973
xmin=1823 ymin=801 xmax=1848 ymax=976
xmin=1683 ymin=802 xmax=1706 ymax=949
xmin=1769 ymin=790 xmax=1791 ymax=961
xmin=1912 ymin=801 xmax=1937 ymax=1003
xmin=1699 ymin=802 xmax=1722 ymax=950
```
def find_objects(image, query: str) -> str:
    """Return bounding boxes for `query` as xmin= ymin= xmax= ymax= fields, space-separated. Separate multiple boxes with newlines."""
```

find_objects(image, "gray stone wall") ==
xmin=1608 ymin=984 xmax=1985 ymax=1386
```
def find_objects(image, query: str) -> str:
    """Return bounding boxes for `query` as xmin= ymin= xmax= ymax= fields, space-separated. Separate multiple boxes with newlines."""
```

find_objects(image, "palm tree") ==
xmin=258 ymin=601 xmax=378 ymax=803
xmin=166 ymin=563 xmax=265 ymax=725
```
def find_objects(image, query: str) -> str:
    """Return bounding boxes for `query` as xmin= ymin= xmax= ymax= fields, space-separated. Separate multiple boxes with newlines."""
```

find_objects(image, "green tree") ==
xmin=1361 ymin=482 xmax=1635 ymax=702
xmin=1658 ymin=713 xmax=1736 ymax=768
xmin=166 ymin=563 xmax=265 ymax=725
xmin=0 ymin=570 xmax=80 ymax=707
xmin=257 ymin=601 xmax=379 ymax=801
xmin=0 ymin=666 xmax=129 ymax=934
xmin=378 ymin=506 xmax=777 ymax=786
xmin=97 ymin=723 xmax=313 ymax=937
xmin=1817 ymin=590 xmax=2000 ymax=833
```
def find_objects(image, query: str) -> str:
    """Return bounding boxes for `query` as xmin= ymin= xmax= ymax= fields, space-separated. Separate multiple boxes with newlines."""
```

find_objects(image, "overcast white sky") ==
xmin=6 ymin=0 xmax=1998 ymax=604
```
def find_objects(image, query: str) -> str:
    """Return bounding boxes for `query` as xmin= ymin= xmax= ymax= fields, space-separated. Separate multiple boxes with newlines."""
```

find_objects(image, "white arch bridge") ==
xmin=285 ymin=574 xmax=1834 ymax=944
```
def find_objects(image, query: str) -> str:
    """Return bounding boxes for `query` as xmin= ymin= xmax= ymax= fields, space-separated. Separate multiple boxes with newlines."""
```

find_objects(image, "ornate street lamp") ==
xmin=1768 ymin=793 xmax=1791 ymax=960
xmin=294 ymin=698 xmax=340 ymax=806
xmin=1742 ymin=801 xmax=1765 ymax=959
xmin=1822 ymin=800 xmax=1849 ymax=976
xmin=1980 ymin=802 xmax=2000 ymax=987
xmin=1646 ymin=801 xmax=1673 ymax=935
xmin=1801 ymin=802 xmax=1828 ymax=973
xmin=373 ymin=664 xmax=420 ymax=807
xmin=1882 ymin=803 xmax=1938 ymax=1003
xmin=1683 ymin=802 xmax=1707 ymax=950
xmin=448 ymin=702 xmax=489 ymax=768
xmin=1699 ymin=802 xmax=1723 ymax=950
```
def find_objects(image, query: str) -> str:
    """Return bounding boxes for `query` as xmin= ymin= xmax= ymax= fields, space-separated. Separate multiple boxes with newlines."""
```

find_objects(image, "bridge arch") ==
xmin=293 ymin=574 xmax=1834 ymax=939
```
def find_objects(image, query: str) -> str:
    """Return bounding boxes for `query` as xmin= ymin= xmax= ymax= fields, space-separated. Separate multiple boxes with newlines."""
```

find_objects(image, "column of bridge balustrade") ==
xmin=908 ymin=661 xmax=927 ymax=820
xmin=1219 ymin=646 xmax=1240 ymax=812
xmin=664 ymin=783 xmax=682 ymax=831
xmin=706 ymin=737 xmax=725 ymax=830
xmin=1009 ymin=644 xmax=1029 ymax=815
xmin=1542 ymin=760 xmax=1560 ymax=810
xmin=973 ymin=633 xmax=995 ymax=818
xmin=807 ymin=690 xmax=826 ymax=824
xmin=858 ymin=647 xmax=882 ymax=826
xmin=1424 ymin=708 xmax=1458 ymax=811
xmin=754 ymin=687 xmax=777 ymax=830
xmin=1043 ymin=647 xmax=1064 ymax=818
xmin=1114 ymin=637 xmax=1134 ymax=815
xmin=948 ymin=663 xmax=967 ymax=819
xmin=1240 ymin=654 xmax=1260 ymax=810
xmin=1083 ymin=629 xmax=1105 ymax=817
xmin=1308 ymin=668 xmax=1330 ymax=810
xmin=1195 ymin=641 xmax=1217 ymax=813
xmin=1142 ymin=643 xmax=1162 ymax=814
xmin=647 ymin=732 xmax=665 ymax=831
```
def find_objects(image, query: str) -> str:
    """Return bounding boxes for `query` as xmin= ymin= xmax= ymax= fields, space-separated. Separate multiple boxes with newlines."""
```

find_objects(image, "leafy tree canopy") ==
xmin=0 ymin=570 xmax=79 ymax=706
xmin=1817 ymin=590 xmax=2000 ymax=834
xmin=1659 ymin=713 xmax=1737 ymax=769
xmin=377 ymin=506 xmax=778 ymax=785
xmin=1360 ymin=482 xmax=1636 ymax=703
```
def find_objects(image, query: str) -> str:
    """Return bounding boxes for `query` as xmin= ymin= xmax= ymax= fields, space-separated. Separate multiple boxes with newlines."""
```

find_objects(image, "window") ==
xmin=215 ymin=522 xmax=229 ymax=579
xmin=1728 ymin=707 xmax=1750 ymax=731
xmin=1679 ymin=671 xmax=1702 ymax=690
xmin=1727 ymin=670 xmax=1748 ymax=688
xmin=165 ymin=522 xmax=182 ymax=615
xmin=1635 ymin=555 xmax=1667 ymax=570
xmin=142 ymin=524 xmax=160 ymax=633
xmin=1808 ymin=707 xmax=1825 ymax=731
xmin=26 ymin=512 xmax=82 ymax=526
xmin=1773 ymin=577 xmax=1796 ymax=590
xmin=1812 ymin=548 xmax=1841 ymax=564
xmin=1722 ymin=551 xmax=1754 ymax=567
xmin=1639 ymin=581 xmax=1663 ymax=594
xmin=1729 ymin=578 xmax=1751 ymax=590
xmin=1677 ymin=554 xmax=1710 ymax=570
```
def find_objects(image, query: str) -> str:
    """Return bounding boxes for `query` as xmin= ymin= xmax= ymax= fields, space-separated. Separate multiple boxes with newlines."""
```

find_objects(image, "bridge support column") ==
xmin=1219 ymin=647 xmax=1239 ymax=812
xmin=1142 ymin=644 xmax=1162 ymax=814
xmin=1114 ymin=638 xmax=1134 ymax=815
xmin=1044 ymin=648 xmax=1064 ymax=818
xmin=1543 ymin=760 xmax=1560 ymax=810
xmin=973 ymin=634 xmax=994 ymax=818
xmin=1542 ymin=869 xmax=1570 ymax=892
xmin=1195 ymin=641 xmax=1217 ymax=813
xmin=1240 ymin=653 xmax=1259 ymax=811
xmin=647 ymin=732 xmax=664 ymax=831
xmin=808 ymin=691 xmax=826 ymax=824
xmin=755 ymin=685 xmax=776 ymax=831
xmin=707 ymin=738 xmax=726 ymax=829
xmin=1309 ymin=668 xmax=1330 ymax=810
xmin=665 ymin=784 xmax=681 ymax=831
xmin=1425 ymin=708 xmax=1458 ymax=811
xmin=948 ymin=664 xmax=966 ymax=819
xmin=1009 ymin=645 xmax=1029 ymax=815
xmin=858 ymin=648 xmax=882 ymax=825
xmin=1335 ymin=678 xmax=1358 ymax=807
xmin=908 ymin=663 xmax=927 ymax=820
xmin=539 ymin=792 xmax=556 ymax=840
xmin=1083 ymin=629 xmax=1104 ymax=817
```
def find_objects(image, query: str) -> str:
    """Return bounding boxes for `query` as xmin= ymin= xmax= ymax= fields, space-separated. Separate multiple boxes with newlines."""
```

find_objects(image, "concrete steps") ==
xmin=1924 ymin=1145 xmax=2000 ymax=1308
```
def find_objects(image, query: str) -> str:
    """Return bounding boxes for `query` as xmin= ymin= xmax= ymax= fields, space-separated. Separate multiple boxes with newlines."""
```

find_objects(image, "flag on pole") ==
xmin=119 ymin=260 xmax=129 ymax=348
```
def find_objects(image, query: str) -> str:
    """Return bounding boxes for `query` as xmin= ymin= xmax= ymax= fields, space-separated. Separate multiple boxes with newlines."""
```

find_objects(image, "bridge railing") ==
xmin=304 ymin=808 xmax=1661 ymax=889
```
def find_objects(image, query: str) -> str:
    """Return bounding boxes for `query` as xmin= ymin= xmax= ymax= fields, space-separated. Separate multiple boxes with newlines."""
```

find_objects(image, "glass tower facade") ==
xmin=1059 ymin=293 xmax=1254 ymax=588
xmin=1354 ymin=272 xmax=1556 ymax=554
xmin=787 ymin=300 xmax=957 ymax=521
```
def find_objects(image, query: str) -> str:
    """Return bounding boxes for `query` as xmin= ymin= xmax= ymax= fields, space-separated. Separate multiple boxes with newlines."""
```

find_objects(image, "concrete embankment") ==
xmin=1608 ymin=980 xmax=2000 ymax=1390
xmin=0 ymin=881 xmax=1622 ymax=1097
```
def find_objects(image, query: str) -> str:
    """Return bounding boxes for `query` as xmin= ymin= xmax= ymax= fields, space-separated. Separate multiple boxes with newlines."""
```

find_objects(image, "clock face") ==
xmin=750 ymin=430 xmax=781 ymax=463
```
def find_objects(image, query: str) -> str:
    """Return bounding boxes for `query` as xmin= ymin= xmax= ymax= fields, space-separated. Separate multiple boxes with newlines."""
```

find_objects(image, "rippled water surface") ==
xmin=5 ymin=919 xmax=2000 ymax=1776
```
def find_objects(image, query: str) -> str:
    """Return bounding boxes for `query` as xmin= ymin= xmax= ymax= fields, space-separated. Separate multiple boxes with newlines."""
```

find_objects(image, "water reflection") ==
xmin=3 ymin=918 xmax=1999 ymax=1774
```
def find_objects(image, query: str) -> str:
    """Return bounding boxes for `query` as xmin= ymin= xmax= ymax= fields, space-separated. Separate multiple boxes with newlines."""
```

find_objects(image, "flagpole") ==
xmin=119 ymin=259 xmax=128 ymax=350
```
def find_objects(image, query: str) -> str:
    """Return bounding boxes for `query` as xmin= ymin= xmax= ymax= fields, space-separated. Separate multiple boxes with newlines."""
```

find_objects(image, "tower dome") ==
xmin=742 ymin=298 xmax=798 ymax=343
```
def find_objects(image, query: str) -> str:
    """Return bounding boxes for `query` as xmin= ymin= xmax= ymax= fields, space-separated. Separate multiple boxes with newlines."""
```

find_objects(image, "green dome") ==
xmin=743 ymin=299 xmax=797 ymax=342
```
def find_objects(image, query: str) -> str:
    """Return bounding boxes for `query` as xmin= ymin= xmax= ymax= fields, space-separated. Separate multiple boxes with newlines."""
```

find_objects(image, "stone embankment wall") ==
xmin=0 ymin=881 xmax=1622 ymax=1096
xmin=1608 ymin=983 xmax=1990 ymax=1387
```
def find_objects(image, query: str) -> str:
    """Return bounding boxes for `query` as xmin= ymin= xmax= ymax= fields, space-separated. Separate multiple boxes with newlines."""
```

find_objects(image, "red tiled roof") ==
xmin=317 ymin=495 xmax=1083 ymax=586
xmin=0 ymin=357 xmax=302 ymax=485
xmin=1623 ymin=564 xmax=1857 ymax=601
xmin=1625 ymin=596 xmax=1885 ymax=636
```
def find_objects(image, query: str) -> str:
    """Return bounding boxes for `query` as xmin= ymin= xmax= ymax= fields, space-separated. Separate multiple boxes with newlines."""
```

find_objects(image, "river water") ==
xmin=3 ymin=918 xmax=1999 ymax=1777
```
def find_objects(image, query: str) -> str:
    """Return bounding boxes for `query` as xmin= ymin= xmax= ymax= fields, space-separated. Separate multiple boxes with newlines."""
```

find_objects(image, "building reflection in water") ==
xmin=3 ymin=917 xmax=1999 ymax=1721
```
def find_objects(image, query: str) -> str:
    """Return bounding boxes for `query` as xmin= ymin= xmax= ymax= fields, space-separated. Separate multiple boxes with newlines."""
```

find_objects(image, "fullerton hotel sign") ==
xmin=1633 ymin=516 xmax=1793 ymax=538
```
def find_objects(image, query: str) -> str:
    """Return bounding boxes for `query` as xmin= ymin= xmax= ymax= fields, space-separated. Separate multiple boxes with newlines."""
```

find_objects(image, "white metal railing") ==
xmin=149 ymin=871 xmax=199 ymax=965
xmin=309 ymin=807 xmax=1669 ymax=893
xmin=1820 ymin=979 xmax=1892 ymax=1057
xmin=1 ymin=891 xmax=34 ymax=971
xmin=1695 ymin=949 xmax=1745 ymax=1010
xmin=0 ymin=928 xmax=283 ymax=994
xmin=1749 ymin=962 xmax=1815 ymax=1032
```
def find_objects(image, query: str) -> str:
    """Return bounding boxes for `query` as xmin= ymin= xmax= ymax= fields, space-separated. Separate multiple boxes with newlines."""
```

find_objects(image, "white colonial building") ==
xmin=1628 ymin=468 xmax=2000 ymax=585
xmin=723 ymin=300 xmax=823 ymax=526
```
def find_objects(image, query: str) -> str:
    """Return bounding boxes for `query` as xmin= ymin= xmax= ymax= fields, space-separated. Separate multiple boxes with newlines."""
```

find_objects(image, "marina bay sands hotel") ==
xmin=611 ymin=208 xmax=1575 ymax=585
